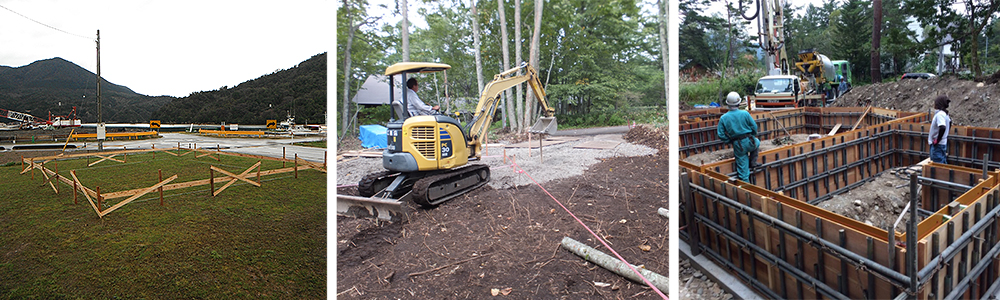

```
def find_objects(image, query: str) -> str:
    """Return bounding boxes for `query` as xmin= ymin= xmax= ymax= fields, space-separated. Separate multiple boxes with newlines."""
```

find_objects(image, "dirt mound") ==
xmin=977 ymin=69 xmax=1000 ymax=85
xmin=624 ymin=125 xmax=667 ymax=151
xmin=834 ymin=76 xmax=1000 ymax=128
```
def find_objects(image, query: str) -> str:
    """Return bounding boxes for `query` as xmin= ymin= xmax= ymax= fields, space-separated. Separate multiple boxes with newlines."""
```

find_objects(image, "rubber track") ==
xmin=357 ymin=170 xmax=399 ymax=197
xmin=411 ymin=164 xmax=490 ymax=207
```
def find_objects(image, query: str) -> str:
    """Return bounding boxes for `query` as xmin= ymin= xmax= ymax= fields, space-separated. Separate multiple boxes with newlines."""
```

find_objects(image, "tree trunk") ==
xmin=658 ymin=0 xmax=668 ymax=107
xmin=498 ymin=0 xmax=518 ymax=131
xmin=514 ymin=0 xmax=524 ymax=132
xmin=400 ymin=0 xmax=410 ymax=62
xmin=342 ymin=0 xmax=358 ymax=136
xmin=871 ymin=0 xmax=882 ymax=83
xmin=970 ymin=26 xmax=982 ymax=78
xmin=472 ymin=1 xmax=484 ymax=98
xmin=526 ymin=0 xmax=543 ymax=126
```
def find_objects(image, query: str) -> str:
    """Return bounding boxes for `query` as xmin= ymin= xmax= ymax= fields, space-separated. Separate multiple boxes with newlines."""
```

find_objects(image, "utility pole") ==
xmin=96 ymin=30 xmax=104 ymax=151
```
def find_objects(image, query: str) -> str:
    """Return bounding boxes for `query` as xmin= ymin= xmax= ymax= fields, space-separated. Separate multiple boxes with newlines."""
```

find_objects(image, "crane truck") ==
xmin=357 ymin=62 xmax=556 ymax=207
xmin=741 ymin=0 xmax=852 ymax=111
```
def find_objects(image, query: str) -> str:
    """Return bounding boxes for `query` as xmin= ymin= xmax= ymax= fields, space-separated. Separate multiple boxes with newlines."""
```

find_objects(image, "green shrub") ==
xmin=680 ymin=70 xmax=764 ymax=105
xmin=357 ymin=105 xmax=391 ymax=126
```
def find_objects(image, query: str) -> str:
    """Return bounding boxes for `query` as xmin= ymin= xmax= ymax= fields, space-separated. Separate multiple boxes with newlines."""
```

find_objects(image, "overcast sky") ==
xmin=0 ymin=0 xmax=329 ymax=97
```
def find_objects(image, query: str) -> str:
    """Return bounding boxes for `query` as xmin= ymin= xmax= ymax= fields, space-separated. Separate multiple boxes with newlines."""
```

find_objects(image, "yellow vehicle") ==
xmin=358 ymin=62 xmax=556 ymax=206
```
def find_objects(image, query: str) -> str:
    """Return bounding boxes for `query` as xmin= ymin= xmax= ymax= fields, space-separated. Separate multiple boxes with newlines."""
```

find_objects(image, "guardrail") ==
xmin=70 ymin=131 xmax=159 ymax=141
xmin=198 ymin=129 xmax=265 ymax=136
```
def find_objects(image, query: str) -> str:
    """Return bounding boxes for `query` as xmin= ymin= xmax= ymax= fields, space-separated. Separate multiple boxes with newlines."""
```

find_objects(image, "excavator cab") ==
xmin=381 ymin=62 xmax=470 ymax=173
xmin=361 ymin=61 xmax=555 ymax=208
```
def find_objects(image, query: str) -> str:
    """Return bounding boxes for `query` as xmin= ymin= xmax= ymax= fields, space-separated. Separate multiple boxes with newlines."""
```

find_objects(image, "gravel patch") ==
xmin=335 ymin=135 xmax=658 ymax=189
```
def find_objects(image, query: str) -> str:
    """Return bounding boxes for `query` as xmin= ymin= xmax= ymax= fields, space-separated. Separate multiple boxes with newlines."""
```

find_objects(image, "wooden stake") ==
xmin=97 ymin=186 xmax=102 ymax=212
xmin=210 ymin=168 xmax=215 ymax=197
xmin=294 ymin=154 xmax=298 ymax=179
xmin=283 ymin=147 xmax=286 ymax=168
xmin=539 ymin=133 xmax=543 ymax=163
xmin=74 ymin=178 xmax=78 ymax=205
xmin=257 ymin=160 xmax=261 ymax=184
xmin=62 ymin=128 xmax=76 ymax=152
xmin=152 ymin=144 xmax=155 ymax=159
xmin=158 ymin=169 xmax=163 ymax=206
xmin=324 ymin=151 xmax=327 ymax=168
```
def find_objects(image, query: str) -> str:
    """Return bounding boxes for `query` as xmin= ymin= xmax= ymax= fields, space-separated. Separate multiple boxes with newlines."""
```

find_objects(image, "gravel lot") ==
xmin=336 ymin=134 xmax=658 ymax=189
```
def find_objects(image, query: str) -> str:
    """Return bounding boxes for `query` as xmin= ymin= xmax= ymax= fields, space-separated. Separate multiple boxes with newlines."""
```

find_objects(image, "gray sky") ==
xmin=0 ymin=0 xmax=329 ymax=97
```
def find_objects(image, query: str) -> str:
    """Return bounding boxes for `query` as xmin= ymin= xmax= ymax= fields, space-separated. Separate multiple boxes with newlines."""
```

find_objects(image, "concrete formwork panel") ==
xmin=681 ymin=107 xmax=1000 ymax=299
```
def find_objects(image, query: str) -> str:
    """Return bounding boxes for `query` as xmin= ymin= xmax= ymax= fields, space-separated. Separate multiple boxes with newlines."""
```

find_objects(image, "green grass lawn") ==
xmin=293 ymin=141 xmax=326 ymax=148
xmin=0 ymin=151 xmax=326 ymax=298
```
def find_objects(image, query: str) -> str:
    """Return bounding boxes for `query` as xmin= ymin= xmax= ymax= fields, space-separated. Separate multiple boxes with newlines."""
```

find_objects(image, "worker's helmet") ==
xmin=725 ymin=92 xmax=742 ymax=106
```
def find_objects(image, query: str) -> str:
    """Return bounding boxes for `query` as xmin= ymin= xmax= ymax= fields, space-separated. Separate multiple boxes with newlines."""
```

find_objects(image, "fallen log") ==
xmin=560 ymin=237 xmax=669 ymax=294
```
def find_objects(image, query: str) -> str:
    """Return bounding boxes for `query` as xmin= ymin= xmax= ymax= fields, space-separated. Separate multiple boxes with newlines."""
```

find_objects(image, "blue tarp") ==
xmin=359 ymin=124 xmax=388 ymax=149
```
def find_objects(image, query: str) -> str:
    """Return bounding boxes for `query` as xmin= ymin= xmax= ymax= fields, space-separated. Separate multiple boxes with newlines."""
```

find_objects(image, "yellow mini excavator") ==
xmin=358 ymin=62 xmax=556 ymax=206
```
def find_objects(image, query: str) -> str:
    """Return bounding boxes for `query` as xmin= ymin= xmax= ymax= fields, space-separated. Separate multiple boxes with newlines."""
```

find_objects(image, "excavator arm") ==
xmin=466 ymin=62 xmax=556 ymax=159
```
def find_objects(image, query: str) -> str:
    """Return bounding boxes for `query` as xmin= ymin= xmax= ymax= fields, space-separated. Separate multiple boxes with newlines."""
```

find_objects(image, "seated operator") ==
xmin=405 ymin=78 xmax=439 ymax=116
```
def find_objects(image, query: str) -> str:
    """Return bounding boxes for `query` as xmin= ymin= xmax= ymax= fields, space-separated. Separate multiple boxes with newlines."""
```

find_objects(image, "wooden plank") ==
xmin=38 ymin=163 xmax=58 ymax=194
xmin=210 ymin=163 xmax=262 ymax=187
xmin=20 ymin=159 xmax=37 ymax=174
xmin=828 ymin=124 xmax=842 ymax=136
xmin=296 ymin=158 xmax=327 ymax=173
xmin=98 ymin=174 xmax=178 ymax=217
xmin=101 ymin=166 xmax=300 ymax=200
xmin=71 ymin=171 xmax=100 ymax=215
xmin=212 ymin=162 xmax=262 ymax=196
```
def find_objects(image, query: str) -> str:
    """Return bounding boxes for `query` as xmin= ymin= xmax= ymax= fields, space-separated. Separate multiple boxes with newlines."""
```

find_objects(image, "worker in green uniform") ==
xmin=717 ymin=92 xmax=761 ymax=182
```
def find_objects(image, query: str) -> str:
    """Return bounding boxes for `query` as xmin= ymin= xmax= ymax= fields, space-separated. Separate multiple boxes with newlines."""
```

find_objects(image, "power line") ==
xmin=0 ymin=3 xmax=92 ymax=40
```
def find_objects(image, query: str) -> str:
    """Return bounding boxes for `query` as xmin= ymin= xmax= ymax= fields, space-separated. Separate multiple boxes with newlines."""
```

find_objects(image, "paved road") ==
xmin=69 ymin=133 xmax=328 ymax=163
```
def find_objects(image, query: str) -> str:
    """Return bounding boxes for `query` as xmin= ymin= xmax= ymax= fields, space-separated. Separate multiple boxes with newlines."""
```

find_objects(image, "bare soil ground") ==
xmin=815 ymin=169 xmax=918 ymax=232
xmin=336 ymin=126 xmax=670 ymax=299
xmin=681 ymin=133 xmax=812 ymax=165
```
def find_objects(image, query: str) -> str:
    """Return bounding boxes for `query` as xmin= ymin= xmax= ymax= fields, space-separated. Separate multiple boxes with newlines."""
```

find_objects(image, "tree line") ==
xmin=680 ymin=0 xmax=1000 ymax=86
xmin=337 ymin=0 xmax=670 ymax=137
xmin=151 ymin=53 xmax=327 ymax=125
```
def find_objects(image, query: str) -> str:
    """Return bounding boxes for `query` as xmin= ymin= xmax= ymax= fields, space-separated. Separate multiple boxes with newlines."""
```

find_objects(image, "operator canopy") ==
xmin=384 ymin=62 xmax=451 ymax=76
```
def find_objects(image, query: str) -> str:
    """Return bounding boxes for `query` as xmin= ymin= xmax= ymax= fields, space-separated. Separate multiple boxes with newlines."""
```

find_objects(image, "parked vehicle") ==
xmin=901 ymin=72 xmax=937 ymax=80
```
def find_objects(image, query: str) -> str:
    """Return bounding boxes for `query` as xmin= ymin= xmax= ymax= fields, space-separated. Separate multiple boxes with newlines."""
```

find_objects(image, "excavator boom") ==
xmin=466 ymin=62 xmax=556 ymax=159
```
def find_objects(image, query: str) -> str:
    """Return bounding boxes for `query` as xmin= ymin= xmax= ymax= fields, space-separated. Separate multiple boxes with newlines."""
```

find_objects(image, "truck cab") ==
xmin=749 ymin=75 xmax=801 ymax=111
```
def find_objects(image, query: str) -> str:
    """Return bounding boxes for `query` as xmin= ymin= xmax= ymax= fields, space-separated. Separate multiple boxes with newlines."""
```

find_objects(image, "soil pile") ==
xmin=833 ymin=76 xmax=1000 ymax=128
xmin=624 ymin=125 xmax=667 ymax=151
xmin=814 ymin=169 xmax=917 ymax=232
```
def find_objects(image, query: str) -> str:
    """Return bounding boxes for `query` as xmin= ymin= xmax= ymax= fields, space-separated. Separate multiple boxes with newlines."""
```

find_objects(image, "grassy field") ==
xmin=0 ymin=151 xmax=326 ymax=298
xmin=293 ymin=141 xmax=326 ymax=148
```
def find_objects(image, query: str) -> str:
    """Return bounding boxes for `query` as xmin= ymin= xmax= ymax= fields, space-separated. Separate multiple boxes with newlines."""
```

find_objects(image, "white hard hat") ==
xmin=725 ymin=92 xmax=742 ymax=106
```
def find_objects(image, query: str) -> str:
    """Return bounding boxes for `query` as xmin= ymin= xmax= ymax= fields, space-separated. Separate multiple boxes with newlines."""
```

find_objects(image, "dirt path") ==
xmin=336 ymin=126 xmax=670 ymax=299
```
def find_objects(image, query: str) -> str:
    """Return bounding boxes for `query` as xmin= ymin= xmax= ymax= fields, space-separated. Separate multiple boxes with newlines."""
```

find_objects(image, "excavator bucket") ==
xmin=528 ymin=117 xmax=558 ymax=134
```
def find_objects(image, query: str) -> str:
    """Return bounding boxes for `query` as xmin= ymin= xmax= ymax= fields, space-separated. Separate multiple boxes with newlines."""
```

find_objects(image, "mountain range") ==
xmin=0 ymin=53 xmax=326 ymax=125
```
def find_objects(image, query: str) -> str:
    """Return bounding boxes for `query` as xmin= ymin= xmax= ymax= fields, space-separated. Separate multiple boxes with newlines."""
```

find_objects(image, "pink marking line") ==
xmin=510 ymin=160 xmax=668 ymax=299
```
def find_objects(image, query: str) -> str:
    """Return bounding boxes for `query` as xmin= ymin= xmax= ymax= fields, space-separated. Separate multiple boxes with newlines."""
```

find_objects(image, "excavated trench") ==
xmin=680 ymin=107 xmax=1000 ymax=299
